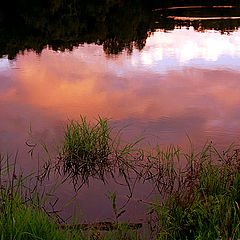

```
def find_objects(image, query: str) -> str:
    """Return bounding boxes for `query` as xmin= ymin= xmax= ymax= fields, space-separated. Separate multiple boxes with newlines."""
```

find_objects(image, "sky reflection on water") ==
xmin=1 ymin=27 xmax=240 ymax=154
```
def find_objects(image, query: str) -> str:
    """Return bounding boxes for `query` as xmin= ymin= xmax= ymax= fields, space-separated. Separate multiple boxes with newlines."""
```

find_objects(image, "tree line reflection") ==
xmin=1 ymin=0 xmax=240 ymax=59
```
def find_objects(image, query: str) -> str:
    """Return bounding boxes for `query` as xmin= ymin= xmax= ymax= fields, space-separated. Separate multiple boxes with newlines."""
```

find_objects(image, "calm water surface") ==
xmin=1 ymin=27 xmax=240 ymax=151
xmin=1 ymin=7 xmax=240 ymax=221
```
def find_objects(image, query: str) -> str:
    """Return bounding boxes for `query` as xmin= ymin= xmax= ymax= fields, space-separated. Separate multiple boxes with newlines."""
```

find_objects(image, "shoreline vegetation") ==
xmin=1 ymin=116 xmax=240 ymax=239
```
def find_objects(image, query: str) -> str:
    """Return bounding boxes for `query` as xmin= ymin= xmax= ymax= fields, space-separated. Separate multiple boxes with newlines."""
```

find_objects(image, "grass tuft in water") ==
xmin=58 ymin=116 xmax=112 ymax=185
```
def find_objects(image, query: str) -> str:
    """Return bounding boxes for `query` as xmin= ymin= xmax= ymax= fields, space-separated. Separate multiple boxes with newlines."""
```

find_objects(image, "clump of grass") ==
xmin=58 ymin=116 xmax=112 ymax=185
xmin=0 ymin=154 xmax=83 ymax=239
xmin=56 ymin=116 xmax=143 ymax=190
xmin=147 ymin=143 xmax=240 ymax=239
xmin=0 ymin=195 xmax=81 ymax=239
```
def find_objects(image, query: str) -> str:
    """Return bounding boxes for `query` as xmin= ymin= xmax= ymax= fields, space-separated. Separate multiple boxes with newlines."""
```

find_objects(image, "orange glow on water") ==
xmin=1 ymin=28 xmax=240 ymax=152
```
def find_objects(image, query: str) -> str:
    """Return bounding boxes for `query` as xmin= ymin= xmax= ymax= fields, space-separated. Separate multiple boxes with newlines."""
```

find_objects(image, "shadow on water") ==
xmin=1 ymin=0 xmax=240 ymax=59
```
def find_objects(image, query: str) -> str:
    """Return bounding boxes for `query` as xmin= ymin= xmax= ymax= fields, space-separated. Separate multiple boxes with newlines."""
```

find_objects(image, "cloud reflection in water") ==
xmin=0 ymin=28 xmax=240 ymax=152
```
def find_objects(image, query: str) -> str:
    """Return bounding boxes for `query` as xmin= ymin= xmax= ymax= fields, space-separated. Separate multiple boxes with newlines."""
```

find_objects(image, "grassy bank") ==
xmin=1 ymin=116 xmax=240 ymax=239
xmin=148 ymin=145 xmax=240 ymax=239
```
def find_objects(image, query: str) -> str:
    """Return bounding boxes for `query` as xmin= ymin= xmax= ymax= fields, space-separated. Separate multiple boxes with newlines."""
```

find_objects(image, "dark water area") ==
xmin=1 ymin=0 xmax=240 ymax=59
xmin=1 ymin=0 xmax=240 ymax=222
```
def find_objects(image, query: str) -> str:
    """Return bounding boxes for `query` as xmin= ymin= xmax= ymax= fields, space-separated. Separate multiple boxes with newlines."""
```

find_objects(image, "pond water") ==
xmin=1 ymin=2 xmax=240 ymax=222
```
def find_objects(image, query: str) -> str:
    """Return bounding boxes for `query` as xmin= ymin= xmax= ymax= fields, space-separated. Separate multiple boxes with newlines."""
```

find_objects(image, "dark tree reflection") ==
xmin=1 ymin=0 xmax=240 ymax=59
